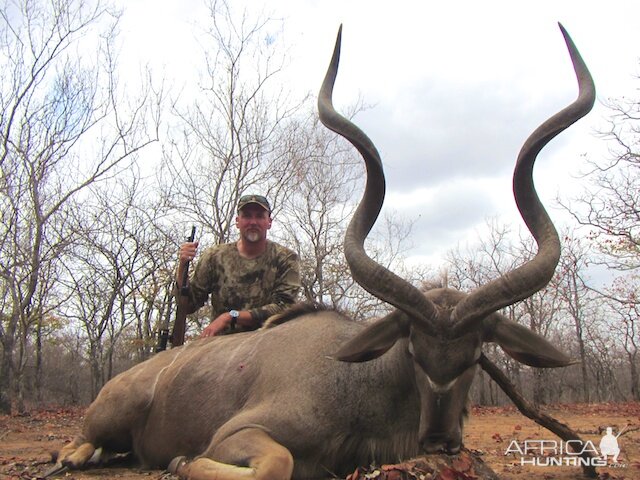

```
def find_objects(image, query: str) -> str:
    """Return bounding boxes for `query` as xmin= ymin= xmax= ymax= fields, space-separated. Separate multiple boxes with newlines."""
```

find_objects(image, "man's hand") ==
xmin=178 ymin=241 xmax=199 ymax=264
xmin=201 ymin=313 xmax=231 ymax=337
xmin=176 ymin=241 xmax=199 ymax=288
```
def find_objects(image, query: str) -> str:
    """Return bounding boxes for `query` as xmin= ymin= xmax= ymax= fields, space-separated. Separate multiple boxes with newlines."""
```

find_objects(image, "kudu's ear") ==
xmin=332 ymin=310 xmax=410 ymax=363
xmin=485 ymin=314 xmax=576 ymax=368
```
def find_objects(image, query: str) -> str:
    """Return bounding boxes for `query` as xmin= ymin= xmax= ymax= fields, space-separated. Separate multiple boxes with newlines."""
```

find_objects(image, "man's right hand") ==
xmin=179 ymin=241 xmax=199 ymax=263
xmin=177 ymin=241 xmax=199 ymax=288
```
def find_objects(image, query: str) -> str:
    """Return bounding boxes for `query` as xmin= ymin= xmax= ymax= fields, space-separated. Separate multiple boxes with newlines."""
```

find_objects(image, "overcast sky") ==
xmin=117 ymin=0 xmax=640 ymax=273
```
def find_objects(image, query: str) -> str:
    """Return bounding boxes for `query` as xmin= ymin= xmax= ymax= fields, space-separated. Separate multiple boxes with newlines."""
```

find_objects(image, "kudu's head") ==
xmin=318 ymin=25 xmax=595 ymax=454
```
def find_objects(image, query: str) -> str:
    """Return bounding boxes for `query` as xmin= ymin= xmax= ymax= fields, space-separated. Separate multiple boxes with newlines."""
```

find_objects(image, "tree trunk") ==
xmin=532 ymin=369 xmax=546 ymax=406
xmin=15 ymin=327 xmax=28 ymax=414
xmin=89 ymin=342 xmax=103 ymax=400
xmin=16 ymin=374 xmax=26 ymax=414
xmin=477 ymin=369 xmax=487 ymax=405
xmin=35 ymin=319 xmax=43 ymax=404
xmin=629 ymin=350 xmax=639 ymax=401
xmin=576 ymin=328 xmax=590 ymax=401
xmin=68 ymin=337 xmax=82 ymax=405
xmin=0 ymin=334 xmax=15 ymax=413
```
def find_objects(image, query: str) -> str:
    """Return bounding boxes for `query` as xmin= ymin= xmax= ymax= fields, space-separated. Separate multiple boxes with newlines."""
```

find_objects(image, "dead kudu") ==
xmin=48 ymin=25 xmax=595 ymax=480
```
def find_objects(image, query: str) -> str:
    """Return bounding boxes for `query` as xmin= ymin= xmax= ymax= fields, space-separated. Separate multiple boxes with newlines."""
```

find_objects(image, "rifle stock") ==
xmin=155 ymin=327 xmax=170 ymax=352
xmin=154 ymin=282 xmax=174 ymax=353
xmin=170 ymin=225 xmax=197 ymax=348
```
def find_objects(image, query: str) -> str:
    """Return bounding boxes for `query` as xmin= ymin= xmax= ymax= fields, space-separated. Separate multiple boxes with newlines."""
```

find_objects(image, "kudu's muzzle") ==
xmin=420 ymin=428 xmax=463 ymax=455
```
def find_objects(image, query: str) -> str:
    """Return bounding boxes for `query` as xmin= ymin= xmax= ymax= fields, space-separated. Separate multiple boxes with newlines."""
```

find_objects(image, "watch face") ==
xmin=229 ymin=309 xmax=239 ymax=318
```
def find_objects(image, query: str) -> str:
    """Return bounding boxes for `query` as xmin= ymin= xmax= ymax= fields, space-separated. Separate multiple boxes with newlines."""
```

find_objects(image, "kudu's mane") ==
xmin=262 ymin=302 xmax=347 ymax=329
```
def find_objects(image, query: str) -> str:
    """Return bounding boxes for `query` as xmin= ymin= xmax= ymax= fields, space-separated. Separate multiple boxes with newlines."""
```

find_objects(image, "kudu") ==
xmin=49 ymin=24 xmax=594 ymax=480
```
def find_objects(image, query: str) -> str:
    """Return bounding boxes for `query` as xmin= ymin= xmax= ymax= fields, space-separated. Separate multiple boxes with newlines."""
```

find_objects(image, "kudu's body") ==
xmin=50 ymin=25 xmax=595 ymax=480
xmin=66 ymin=312 xmax=422 ymax=476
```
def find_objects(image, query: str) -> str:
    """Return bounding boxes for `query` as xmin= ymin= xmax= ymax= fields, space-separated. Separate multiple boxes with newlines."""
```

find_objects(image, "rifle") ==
xmin=154 ymin=226 xmax=196 ymax=352
xmin=171 ymin=225 xmax=197 ymax=347
xmin=154 ymin=291 xmax=173 ymax=353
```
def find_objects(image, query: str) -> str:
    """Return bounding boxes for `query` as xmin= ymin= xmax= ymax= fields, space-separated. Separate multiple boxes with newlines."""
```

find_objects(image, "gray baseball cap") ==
xmin=237 ymin=194 xmax=271 ymax=213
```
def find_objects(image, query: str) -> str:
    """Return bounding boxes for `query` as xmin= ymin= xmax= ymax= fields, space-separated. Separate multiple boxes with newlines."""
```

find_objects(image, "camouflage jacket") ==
xmin=184 ymin=241 xmax=301 ymax=332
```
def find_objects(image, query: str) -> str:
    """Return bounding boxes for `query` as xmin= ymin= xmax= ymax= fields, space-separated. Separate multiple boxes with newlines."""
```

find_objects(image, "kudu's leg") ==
xmin=169 ymin=427 xmax=294 ymax=480
xmin=58 ymin=437 xmax=96 ymax=467
xmin=44 ymin=436 xmax=97 ymax=477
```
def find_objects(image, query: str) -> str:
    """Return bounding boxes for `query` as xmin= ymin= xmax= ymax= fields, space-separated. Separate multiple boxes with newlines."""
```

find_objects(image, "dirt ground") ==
xmin=1 ymin=402 xmax=638 ymax=480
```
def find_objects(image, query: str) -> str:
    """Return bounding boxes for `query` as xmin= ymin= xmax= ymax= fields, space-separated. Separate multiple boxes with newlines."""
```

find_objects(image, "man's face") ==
xmin=236 ymin=204 xmax=272 ymax=243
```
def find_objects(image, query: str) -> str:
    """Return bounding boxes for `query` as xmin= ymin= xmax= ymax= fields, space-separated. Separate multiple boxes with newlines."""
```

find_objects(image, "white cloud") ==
xmin=116 ymin=0 xmax=640 ymax=264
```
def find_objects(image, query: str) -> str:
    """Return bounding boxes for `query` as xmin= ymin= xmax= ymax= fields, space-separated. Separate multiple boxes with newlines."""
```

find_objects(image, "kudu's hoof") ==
xmin=168 ymin=456 xmax=187 ymax=474
xmin=41 ymin=463 xmax=69 ymax=478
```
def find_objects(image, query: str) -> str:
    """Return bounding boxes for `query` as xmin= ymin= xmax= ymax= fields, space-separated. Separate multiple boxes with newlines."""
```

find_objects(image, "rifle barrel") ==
xmin=180 ymin=226 xmax=197 ymax=295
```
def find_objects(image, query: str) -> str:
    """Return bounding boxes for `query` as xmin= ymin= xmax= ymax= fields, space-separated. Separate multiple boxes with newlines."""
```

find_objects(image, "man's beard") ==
xmin=244 ymin=230 xmax=261 ymax=243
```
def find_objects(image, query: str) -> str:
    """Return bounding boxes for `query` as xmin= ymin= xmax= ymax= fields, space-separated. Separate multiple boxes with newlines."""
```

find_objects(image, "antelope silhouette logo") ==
xmin=599 ymin=426 xmax=625 ymax=463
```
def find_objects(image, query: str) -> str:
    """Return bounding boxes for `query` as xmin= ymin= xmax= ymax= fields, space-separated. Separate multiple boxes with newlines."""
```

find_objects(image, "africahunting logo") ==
xmin=504 ymin=426 xmax=629 ymax=468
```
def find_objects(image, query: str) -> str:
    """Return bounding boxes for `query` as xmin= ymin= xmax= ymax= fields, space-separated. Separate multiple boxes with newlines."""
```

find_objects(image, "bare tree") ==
xmin=276 ymin=112 xmax=358 ymax=303
xmin=563 ymin=84 xmax=639 ymax=272
xmin=447 ymin=221 xmax=533 ymax=400
xmin=58 ymin=177 xmax=161 ymax=396
xmin=13 ymin=258 xmax=66 ymax=412
xmin=160 ymin=0 xmax=306 ymax=246
xmin=0 ymin=0 xmax=161 ymax=413
xmin=125 ymin=191 xmax=178 ymax=362
xmin=446 ymin=221 xmax=587 ymax=404
xmin=596 ymin=275 xmax=640 ymax=400
xmin=273 ymin=107 xmax=427 ymax=321
xmin=559 ymin=78 xmax=640 ymax=400
xmin=551 ymin=233 xmax=599 ymax=401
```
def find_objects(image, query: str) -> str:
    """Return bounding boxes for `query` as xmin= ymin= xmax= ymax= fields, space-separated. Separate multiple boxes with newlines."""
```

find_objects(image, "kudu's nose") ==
xmin=420 ymin=433 xmax=462 ymax=455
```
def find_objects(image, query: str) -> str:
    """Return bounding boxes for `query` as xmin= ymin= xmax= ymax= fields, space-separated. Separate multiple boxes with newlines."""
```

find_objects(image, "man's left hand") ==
xmin=201 ymin=314 xmax=230 ymax=337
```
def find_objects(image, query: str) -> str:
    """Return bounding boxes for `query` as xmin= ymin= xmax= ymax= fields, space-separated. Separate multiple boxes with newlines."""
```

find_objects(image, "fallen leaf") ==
xmin=451 ymin=455 xmax=472 ymax=472
xmin=437 ymin=467 xmax=458 ymax=480
xmin=386 ymin=471 xmax=403 ymax=480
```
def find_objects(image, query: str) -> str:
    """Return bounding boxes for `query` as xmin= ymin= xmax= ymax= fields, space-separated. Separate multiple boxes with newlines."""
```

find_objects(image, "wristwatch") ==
xmin=229 ymin=310 xmax=239 ymax=330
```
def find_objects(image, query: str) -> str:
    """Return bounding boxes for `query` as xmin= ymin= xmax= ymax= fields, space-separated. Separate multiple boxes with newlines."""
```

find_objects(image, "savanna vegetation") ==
xmin=0 ymin=0 xmax=638 ymax=417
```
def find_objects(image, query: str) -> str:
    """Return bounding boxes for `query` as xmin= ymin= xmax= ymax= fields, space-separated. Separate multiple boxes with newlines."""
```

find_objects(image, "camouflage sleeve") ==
xmin=180 ymin=248 xmax=218 ymax=314
xmin=249 ymin=249 xmax=301 ymax=324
